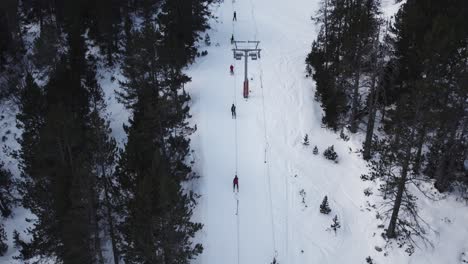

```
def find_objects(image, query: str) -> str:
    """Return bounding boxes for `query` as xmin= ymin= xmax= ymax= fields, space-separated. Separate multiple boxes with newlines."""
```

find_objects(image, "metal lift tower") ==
xmin=232 ymin=40 xmax=261 ymax=99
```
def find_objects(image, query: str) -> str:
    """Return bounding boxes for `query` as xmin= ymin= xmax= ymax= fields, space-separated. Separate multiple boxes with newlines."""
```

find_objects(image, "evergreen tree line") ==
xmin=307 ymin=0 xmax=467 ymax=246
xmin=1 ymin=0 xmax=212 ymax=96
xmin=0 ymin=0 xmax=212 ymax=262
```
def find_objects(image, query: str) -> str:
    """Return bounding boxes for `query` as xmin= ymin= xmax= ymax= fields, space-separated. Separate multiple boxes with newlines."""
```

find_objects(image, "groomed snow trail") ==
xmin=187 ymin=0 xmax=370 ymax=262
xmin=189 ymin=0 xmax=279 ymax=262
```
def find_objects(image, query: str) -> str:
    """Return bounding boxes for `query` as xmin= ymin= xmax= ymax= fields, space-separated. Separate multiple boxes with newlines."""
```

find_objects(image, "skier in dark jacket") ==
xmin=233 ymin=175 xmax=239 ymax=192
xmin=231 ymin=103 xmax=236 ymax=119
xmin=233 ymin=11 xmax=237 ymax=21
xmin=230 ymin=64 xmax=234 ymax=74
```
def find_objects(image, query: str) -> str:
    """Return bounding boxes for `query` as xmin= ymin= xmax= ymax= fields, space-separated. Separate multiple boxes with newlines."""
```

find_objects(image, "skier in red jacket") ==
xmin=233 ymin=175 xmax=239 ymax=192
xmin=230 ymin=64 xmax=234 ymax=74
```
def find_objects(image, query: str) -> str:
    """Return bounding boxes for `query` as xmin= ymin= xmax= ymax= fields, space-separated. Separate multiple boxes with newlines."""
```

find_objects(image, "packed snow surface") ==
xmin=186 ymin=0 xmax=468 ymax=263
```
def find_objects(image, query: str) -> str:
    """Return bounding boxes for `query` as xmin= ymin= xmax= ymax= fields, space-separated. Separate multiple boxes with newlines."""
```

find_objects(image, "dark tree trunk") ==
xmin=93 ymin=200 xmax=104 ymax=264
xmin=103 ymin=176 xmax=120 ymax=264
xmin=349 ymin=61 xmax=361 ymax=133
xmin=434 ymin=124 xmax=458 ymax=192
xmin=386 ymin=143 xmax=411 ymax=238
xmin=363 ymin=69 xmax=379 ymax=160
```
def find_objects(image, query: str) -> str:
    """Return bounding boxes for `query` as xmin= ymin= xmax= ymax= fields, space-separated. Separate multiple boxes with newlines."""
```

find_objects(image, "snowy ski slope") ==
xmin=187 ymin=0 xmax=468 ymax=263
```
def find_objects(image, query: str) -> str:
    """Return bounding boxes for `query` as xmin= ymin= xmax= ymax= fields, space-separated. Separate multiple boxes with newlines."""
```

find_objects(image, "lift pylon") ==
xmin=232 ymin=40 xmax=261 ymax=99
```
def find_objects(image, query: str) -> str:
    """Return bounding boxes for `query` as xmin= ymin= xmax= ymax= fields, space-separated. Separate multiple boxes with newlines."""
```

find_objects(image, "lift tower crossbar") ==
xmin=232 ymin=40 xmax=261 ymax=98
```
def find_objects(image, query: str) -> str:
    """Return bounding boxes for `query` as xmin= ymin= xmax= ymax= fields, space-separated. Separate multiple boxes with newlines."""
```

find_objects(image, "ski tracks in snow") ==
xmin=189 ymin=0 xmax=382 ymax=263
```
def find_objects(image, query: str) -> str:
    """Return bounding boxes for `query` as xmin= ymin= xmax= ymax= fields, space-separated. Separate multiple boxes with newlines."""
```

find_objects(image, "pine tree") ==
xmin=303 ymin=134 xmax=310 ymax=146
xmin=158 ymin=0 xmax=212 ymax=66
xmin=117 ymin=13 xmax=203 ymax=263
xmin=313 ymin=146 xmax=319 ymax=155
xmin=16 ymin=61 xmax=96 ymax=264
xmin=323 ymin=145 xmax=338 ymax=162
xmin=307 ymin=0 xmax=382 ymax=131
xmin=320 ymin=195 xmax=331 ymax=214
xmin=84 ymin=54 xmax=120 ymax=264
xmin=362 ymin=25 xmax=391 ymax=160
xmin=388 ymin=0 xmax=468 ymax=192
xmin=0 ymin=0 xmax=25 ymax=99
xmin=16 ymin=22 xmax=105 ymax=263
xmin=366 ymin=103 xmax=431 ymax=245
xmin=0 ymin=163 xmax=14 ymax=256
xmin=90 ymin=0 xmax=122 ymax=66
xmin=330 ymin=215 xmax=341 ymax=233
xmin=345 ymin=0 xmax=381 ymax=133
xmin=9 ymin=1 xmax=213 ymax=262
xmin=87 ymin=104 xmax=120 ymax=264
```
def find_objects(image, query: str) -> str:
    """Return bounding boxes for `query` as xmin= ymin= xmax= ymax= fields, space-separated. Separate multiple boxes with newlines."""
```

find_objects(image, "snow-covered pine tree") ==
xmin=330 ymin=215 xmax=341 ymax=233
xmin=323 ymin=145 xmax=338 ymax=162
xmin=303 ymin=134 xmax=310 ymax=146
xmin=87 ymin=74 xmax=121 ymax=264
xmin=15 ymin=27 xmax=104 ymax=263
xmin=306 ymin=0 xmax=381 ymax=131
xmin=320 ymin=195 xmax=331 ymax=214
xmin=313 ymin=146 xmax=319 ymax=155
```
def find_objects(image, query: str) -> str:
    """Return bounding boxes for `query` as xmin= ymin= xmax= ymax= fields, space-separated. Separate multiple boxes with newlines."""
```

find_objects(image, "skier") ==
xmin=231 ymin=103 xmax=236 ymax=119
xmin=233 ymin=175 xmax=239 ymax=192
xmin=233 ymin=11 xmax=237 ymax=21
xmin=230 ymin=64 xmax=234 ymax=74
xmin=231 ymin=34 xmax=234 ymax=44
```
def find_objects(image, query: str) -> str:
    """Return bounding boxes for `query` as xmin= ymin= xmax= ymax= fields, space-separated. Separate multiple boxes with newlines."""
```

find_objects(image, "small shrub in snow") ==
xmin=299 ymin=189 xmax=307 ymax=208
xmin=405 ymin=244 xmax=415 ymax=256
xmin=364 ymin=188 xmax=373 ymax=196
xmin=375 ymin=212 xmax=382 ymax=220
xmin=204 ymin=33 xmax=211 ymax=46
xmin=270 ymin=257 xmax=278 ymax=264
xmin=303 ymin=134 xmax=309 ymax=146
xmin=313 ymin=146 xmax=319 ymax=155
xmin=323 ymin=145 xmax=338 ymax=162
xmin=320 ymin=196 xmax=331 ymax=214
xmin=461 ymin=251 xmax=468 ymax=263
xmin=365 ymin=256 xmax=374 ymax=264
xmin=340 ymin=129 xmax=349 ymax=141
xmin=330 ymin=215 xmax=341 ymax=233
